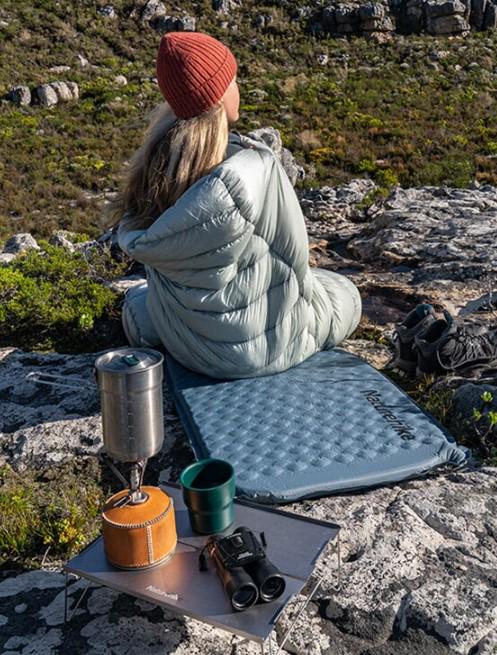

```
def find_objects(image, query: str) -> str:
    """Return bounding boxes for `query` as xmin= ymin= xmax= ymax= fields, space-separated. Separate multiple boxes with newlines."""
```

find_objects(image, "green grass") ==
xmin=384 ymin=369 xmax=497 ymax=465
xmin=0 ymin=1 xmax=497 ymax=238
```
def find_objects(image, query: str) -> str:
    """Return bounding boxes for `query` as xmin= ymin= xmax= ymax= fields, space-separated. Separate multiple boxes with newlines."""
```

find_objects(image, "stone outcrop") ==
xmin=8 ymin=81 xmax=80 ymax=107
xmin=7 ymin=85 xmax=31 ymax=106
xmin=310 ymin=0 xmax=497 ymax=36
xmin=247 ymin=126 xmax=306 ymax=186
xmin=452 ymin=382 xmax=497 ymax=444
xmin=137 ymin=0 xmax=196 ymax=30
xmin=347 ymin=185 xmax=497 ymax=282
xmin=0 ymin=232 xmax=104 ymax=263
xmin=3 ymin=233 xmax=40 ymax=255
xmin=212 ymin=0 xmax=242 ymax=13
xmin=140 ymin=0 xmax=166 ymax=23
xmin=299 ymin=179 xmax=376 ymax=238
xmin=309 ymin=467 xmax=497 ymax=654
xmin=425 ymin=0 xmax=470 ymax=34
xmin=0 ymin=349 xmax=102 ymax=470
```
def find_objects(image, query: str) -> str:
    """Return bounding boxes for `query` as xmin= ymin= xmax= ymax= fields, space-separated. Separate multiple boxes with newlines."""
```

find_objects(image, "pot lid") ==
xmin=94 ymin=347 xmax=163 ymax=374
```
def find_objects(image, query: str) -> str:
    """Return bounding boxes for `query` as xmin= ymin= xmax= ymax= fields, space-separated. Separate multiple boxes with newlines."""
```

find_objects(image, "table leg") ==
xmin=63 ymin=575 xmax=93 ymax=624
xmin=64 ymin=572 xmax=68 ymax=624
xmin=272 ymin=534 xmax=342 ymax=655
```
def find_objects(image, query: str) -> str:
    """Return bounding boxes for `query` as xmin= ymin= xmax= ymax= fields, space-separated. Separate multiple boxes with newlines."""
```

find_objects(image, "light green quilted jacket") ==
xmin=117 ymin=131 xmax=335 ymax=378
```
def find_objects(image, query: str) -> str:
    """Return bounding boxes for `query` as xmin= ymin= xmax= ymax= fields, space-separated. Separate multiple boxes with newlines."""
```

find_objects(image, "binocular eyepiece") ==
xmin=199 ymin=526 xmax=286 ymax=611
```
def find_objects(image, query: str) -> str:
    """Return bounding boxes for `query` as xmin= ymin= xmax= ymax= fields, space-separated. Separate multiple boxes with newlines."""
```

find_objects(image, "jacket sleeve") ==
xmin=117 ymin=172 xmax=255 ymax=275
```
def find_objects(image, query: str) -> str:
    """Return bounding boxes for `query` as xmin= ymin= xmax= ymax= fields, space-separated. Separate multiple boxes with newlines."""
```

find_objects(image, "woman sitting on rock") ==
xmin=110 ymin=31 xmax=362 ymax=379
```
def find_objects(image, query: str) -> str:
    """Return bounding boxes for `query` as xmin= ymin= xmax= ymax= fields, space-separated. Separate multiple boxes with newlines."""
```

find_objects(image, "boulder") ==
xmin=426 ymin=0 xmax=467 ymax=18
xmin=309 ymin=18 xmax=325 ymax=35
xmin=483 ymin=0 xmax=497 ymax=26
xmin=427 ymin=12 xmax=470 ymax=31
xmin=97 ymin=5 xmax=116 ymax=18
xmin=8 ymin=85 xmax=31 ymax=106
xmin=212 ymin=0 xmax=241 ymax=12
xmin=405 ymin=0 xmax=426 ymax=32
xmin=471 ymin=0 xmax=488 ymax=27
xmin=426 ymin=0 xmax=470 ymax=31
xmin=48 ymin=230 xmax=77 ymax=252
xmin=247 ymin=126 xmax=305 ymax=186
xmin=299 ymin=179 xmax=377 ymax=238
xmin=322 ymin=4 xmax=338 ymax=31
xmin=34 ymin=84 xmax=58 ymax=107
xmin=362 ymin=15 xmax=395 ymax=30
xmin=178 ymin=14 xmax=197 ymax=30
xmin=358 ymin=2 xmax=387 ymax=20
xmin=0 ymin=253 xmax=16 ymax=264
xmin=141 ymin=0 xmax=166 ymax=24
xmin=335 ymin=3 xmax=360 ymax=33
xmin=452 ymin=382 xmax=497 ymax=430
xmin=279 ymin=146 xmax=305 ymax=185
xmin=3 ymin=233 xmax=40 ymax=255
xmin=359 ymin=3 xmax=395 ymax=30
xmin=154 ymin=14 xmax=196 ymax=31
xmin=66 ymin=81 xmax=79 ymax=100
xmin=76 ymin=53 xmax=89 ymax=67
xmin=48 ymin=65 xmax=71 ymax=74
xmin=49 ymin=81 xmax=73 ymax=102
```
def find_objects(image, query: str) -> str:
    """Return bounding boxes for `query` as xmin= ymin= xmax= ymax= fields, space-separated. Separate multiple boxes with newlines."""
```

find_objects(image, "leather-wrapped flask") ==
xmin=102 ymin=486 xmax=177 ymax=569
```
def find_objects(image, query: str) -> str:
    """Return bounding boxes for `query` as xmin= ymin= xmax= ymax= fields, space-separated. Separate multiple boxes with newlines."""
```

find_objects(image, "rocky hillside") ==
xmin=1 ymin=0 xmax=497 ymax=239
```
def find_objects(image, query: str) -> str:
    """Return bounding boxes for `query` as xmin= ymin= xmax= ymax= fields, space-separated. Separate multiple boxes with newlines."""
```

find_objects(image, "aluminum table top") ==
xmin=64 ymin=482 xmax=340 ymax=643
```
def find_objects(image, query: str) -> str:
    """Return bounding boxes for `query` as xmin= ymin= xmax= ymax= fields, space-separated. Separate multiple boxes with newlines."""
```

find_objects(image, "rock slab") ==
xmin=348 ymin=185 xmax=497 ymax=281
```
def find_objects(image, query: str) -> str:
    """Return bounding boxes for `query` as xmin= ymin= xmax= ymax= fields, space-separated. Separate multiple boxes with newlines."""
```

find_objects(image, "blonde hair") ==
xmin=105 ymin=100 xmax=229 ymax=230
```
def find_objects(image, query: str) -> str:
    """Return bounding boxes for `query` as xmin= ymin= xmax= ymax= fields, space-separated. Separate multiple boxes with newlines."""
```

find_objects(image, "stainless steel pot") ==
xmin=26 ymin=347 xmax=165 ymax=463
xmin=94 ymin=348 xmax=164 ymax=462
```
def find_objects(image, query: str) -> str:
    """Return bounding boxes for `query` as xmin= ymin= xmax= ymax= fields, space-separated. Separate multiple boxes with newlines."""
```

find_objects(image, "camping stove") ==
xmin=28 ymin=347 xmax=178 ymax=569
xmin=93 ymin=347 xmax=165 ymax=506
xmin=94 ymin=347 xmax=177 ymax=569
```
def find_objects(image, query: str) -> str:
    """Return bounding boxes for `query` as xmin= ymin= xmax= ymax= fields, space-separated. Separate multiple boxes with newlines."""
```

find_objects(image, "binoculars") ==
xmin=199 ymin=526 xmax=286 ymax=611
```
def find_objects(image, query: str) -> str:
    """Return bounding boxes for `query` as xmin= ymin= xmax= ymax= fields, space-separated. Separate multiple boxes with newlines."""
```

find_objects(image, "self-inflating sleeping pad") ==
xmin=165 ymin=349 xmax=469 ymax=503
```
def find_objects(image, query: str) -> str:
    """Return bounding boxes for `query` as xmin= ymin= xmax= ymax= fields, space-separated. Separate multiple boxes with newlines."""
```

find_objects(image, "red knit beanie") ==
xmin=156 ymin=31 xmax=238 ymax=119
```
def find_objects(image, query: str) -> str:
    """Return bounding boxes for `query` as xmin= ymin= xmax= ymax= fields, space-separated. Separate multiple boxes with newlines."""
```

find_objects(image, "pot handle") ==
xmin=25 ymin=371 xmax=95 ymax=391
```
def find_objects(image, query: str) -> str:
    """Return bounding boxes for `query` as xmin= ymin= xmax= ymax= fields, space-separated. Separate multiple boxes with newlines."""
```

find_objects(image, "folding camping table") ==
xmin=63 ymin=482 xmax=341 ymax=654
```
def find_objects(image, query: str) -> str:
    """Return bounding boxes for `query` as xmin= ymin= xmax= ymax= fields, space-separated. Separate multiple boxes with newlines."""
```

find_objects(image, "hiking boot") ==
xmin=392 ymin=303 xmax=436 ymax=374
xmin=414 ymin=310 xmax=497 ymax=377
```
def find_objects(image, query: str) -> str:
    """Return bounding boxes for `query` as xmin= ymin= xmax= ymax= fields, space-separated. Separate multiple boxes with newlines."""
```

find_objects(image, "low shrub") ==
xmin=0 ymin=463 xmax=105 ymax=567
xmin=0 ymin=243 xmax=125 ymax=352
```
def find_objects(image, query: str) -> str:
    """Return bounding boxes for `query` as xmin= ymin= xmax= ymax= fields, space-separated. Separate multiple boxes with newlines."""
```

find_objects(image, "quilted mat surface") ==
xmin=165 ymin=349 xmax=469 ymax=503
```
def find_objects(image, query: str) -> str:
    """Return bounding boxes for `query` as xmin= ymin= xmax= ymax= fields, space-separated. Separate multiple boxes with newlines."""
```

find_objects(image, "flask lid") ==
xmin=94 ymin=347 xmax=163 ymax=374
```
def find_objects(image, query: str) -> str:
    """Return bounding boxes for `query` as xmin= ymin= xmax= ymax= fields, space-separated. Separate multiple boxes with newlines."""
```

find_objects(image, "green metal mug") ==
xmin=180 ymin=459 xmax=235 ymax=535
